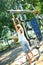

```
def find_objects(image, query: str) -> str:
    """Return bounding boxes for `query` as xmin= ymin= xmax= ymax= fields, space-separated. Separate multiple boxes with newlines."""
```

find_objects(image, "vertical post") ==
xmin=18 ymin=3 xmax=31 ymax=46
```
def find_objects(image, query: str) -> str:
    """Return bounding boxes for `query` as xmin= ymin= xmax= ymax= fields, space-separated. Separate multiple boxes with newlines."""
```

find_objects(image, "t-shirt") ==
xmin=17 ymin=30 xmax=31 ymax=50
xmin=17 ymin=30 xmax=28 ymax=42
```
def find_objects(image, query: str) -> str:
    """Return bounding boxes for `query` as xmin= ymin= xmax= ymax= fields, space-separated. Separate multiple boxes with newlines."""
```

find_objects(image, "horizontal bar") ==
xmin=7 ymin=9 xmax=35 ymax=13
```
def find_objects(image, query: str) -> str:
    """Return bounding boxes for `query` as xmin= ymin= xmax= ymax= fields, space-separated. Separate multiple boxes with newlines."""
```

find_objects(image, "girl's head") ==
xmin=17 ymin=24 xmax=23 ymax=33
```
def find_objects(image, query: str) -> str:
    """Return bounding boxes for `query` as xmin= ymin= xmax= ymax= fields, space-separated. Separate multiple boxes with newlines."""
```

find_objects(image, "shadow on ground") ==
xmin=0 ymin=46 xmax=22 ymax=65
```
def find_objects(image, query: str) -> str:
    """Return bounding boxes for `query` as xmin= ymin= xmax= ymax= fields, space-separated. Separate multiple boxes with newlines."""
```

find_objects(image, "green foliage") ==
xmin=0 ymin=0 xmax=43 ymax=37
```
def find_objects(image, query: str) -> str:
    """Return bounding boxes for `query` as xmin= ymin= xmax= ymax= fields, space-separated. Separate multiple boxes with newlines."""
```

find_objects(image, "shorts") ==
xmin=21 ymin=41 xmax=31 ymax=53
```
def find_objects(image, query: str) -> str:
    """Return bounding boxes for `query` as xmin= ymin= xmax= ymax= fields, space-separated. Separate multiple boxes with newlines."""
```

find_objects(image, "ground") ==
xmin=0 ymin=41 xmax=43 ymax=65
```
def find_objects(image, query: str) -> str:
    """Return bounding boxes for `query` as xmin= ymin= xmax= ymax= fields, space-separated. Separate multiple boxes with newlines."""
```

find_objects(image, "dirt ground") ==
xmin=0 ymin=42 xmax=43 ymax=65
xmin=35 ymin=45 xmax=43 ymax=65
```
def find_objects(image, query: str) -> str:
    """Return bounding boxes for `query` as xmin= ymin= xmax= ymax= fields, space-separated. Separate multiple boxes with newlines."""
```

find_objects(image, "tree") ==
xmin=0 ymin=0 xmax=43 ymax=37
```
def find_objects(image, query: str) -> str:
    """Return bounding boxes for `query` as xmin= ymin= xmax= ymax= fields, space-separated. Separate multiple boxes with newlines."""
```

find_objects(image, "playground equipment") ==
xmin=30 ymin=17 xmax=42 ymax=41
xmin=8 ymin=3 xmax=42 ymax=41
xmin=8 ymin=9 xmax=35 ymax=14
xmin=7 ymin=3 xmax=43 ymax=62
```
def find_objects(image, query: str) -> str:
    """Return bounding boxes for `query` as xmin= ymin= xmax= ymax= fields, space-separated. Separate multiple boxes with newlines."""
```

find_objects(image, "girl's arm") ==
xmin=12 ymin=18 xmax=18 ymax=32
xmin=16 ymin=18 xmax=20 ymax=24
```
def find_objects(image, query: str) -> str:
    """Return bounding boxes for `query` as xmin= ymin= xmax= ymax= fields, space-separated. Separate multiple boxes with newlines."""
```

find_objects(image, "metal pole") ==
xmin=7 ymin=9 xmax=35 ymax=14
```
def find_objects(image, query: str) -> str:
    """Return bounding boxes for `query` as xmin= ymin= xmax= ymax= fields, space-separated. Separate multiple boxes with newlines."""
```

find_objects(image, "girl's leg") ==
xmin=26 ymin=53 xmax=32 ymax=64
xmin=30 ymin=50 xmax=34 ymax=57
xmin=30 ymin=50 xmax=37 ymax=61
xmin=26 ymin=43 xmax=36 ymax=61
